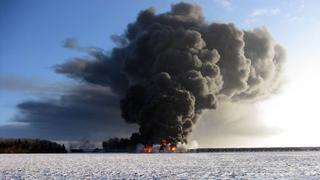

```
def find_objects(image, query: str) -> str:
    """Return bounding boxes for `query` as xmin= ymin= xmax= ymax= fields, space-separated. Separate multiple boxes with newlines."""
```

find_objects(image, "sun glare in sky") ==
xmin=258 ymin=57 xmax=320 ymax=147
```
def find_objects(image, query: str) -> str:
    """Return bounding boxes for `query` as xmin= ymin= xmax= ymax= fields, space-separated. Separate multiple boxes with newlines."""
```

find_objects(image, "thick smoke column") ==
xmin=57 ymin=3 xmax=286 ymax=145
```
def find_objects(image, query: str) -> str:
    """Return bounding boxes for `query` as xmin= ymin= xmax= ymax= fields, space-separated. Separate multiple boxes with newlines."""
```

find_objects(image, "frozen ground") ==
xmin=1 ymin=152 xmax=320 ymax=179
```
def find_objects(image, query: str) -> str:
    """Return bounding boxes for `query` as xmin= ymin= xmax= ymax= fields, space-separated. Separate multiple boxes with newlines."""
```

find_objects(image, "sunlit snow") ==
xmin=1 ymin=152 xmax=320 ymax=179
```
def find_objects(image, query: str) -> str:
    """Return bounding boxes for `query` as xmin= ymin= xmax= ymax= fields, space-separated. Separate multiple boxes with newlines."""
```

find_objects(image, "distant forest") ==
xmin=0 ymin=138 xmax=67 ymax=153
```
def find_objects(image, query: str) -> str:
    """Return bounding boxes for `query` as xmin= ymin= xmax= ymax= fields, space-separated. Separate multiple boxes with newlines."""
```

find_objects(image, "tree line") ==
xmin=0 ymin=138 xmax=67 ymax=153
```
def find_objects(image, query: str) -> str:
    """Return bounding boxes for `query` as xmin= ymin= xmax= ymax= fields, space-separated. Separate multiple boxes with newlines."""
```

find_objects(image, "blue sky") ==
xmin=1 ymin=0 xmax=320 ymax=146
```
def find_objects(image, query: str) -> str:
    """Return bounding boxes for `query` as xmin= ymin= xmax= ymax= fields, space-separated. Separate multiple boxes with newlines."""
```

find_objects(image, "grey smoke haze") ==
xmin=0 ymin=84 xmax=136 ymax=140
xmin=2 ymin=2 xmax=286 ymax=145
xmin=0 ymin=75 xmax=70 ymax=96
xmin=190 ymin=102 xmax=281 ymax=147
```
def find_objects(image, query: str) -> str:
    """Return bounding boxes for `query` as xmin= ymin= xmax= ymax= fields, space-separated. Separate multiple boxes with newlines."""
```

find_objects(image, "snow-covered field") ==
xmin=1 ymin=152 xmax=320 ymax=179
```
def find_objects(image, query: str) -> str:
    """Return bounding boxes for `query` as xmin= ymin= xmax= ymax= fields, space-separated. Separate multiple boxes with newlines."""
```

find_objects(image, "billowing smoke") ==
xmin=116 ymin=2 xmax=286 ymax=144
xmin=12 ymin=2 xmax=286 ymax=145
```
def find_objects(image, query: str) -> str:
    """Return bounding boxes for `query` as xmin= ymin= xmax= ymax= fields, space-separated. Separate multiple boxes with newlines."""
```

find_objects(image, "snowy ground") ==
xmin=1 ymin=152 xmax=320 ymax=179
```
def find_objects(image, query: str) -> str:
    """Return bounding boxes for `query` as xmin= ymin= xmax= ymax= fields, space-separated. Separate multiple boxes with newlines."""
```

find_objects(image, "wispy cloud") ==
xmin=213 ymin=0 xmax=232 ymax=9
xmin=285 ymin=2 xmax=306 ymax=22
xmin=252 ymin=8 xmax=281 ymax=17
xmin=245 ymin=8 xmax=281 ymax=24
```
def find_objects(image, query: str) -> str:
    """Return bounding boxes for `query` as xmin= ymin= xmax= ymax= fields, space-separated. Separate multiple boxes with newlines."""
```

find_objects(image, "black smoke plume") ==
xmin=117 ymin=3 xmax=285 ymax=144
xmin=13 ymin=2 xmax=286 ymax=145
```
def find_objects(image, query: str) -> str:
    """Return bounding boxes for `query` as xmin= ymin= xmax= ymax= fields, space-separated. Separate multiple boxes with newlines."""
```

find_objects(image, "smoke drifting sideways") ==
xmin=13 ymin=2 xmax=285 ymax=145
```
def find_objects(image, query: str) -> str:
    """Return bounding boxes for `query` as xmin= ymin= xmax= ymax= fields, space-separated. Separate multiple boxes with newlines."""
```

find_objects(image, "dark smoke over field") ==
xmin=118 ymin=3 xmax=285 ymax=144
xmin=13 ymin=2 xmax=286 ymax=144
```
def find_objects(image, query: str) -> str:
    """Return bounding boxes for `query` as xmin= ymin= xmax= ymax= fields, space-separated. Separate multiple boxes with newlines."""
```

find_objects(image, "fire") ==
xmin=160 ymin=137 xmax=177 ymax=152
xmin=143 ymin=145 xmax=153 ymax=153
xmin=168 ymin=146 xmax=177 ymax=151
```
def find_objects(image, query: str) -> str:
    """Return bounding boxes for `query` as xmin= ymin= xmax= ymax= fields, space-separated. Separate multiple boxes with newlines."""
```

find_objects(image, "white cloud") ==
xmin=284 ymin=2 xmax=306 ymax=22
xmin=252 ymin=8 xmax=281 ymax=17
xmin=245 ymin=8 xmax=281 ymax=24
xmin=213 ymin=0 xmax=232 ymax=8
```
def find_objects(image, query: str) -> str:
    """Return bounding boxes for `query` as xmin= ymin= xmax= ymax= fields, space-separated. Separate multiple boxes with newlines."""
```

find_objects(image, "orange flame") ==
xmin=168 ymin=146 xmax=177 ymax=151
xmin=143 ymin=146 xmax=153 ymax=153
